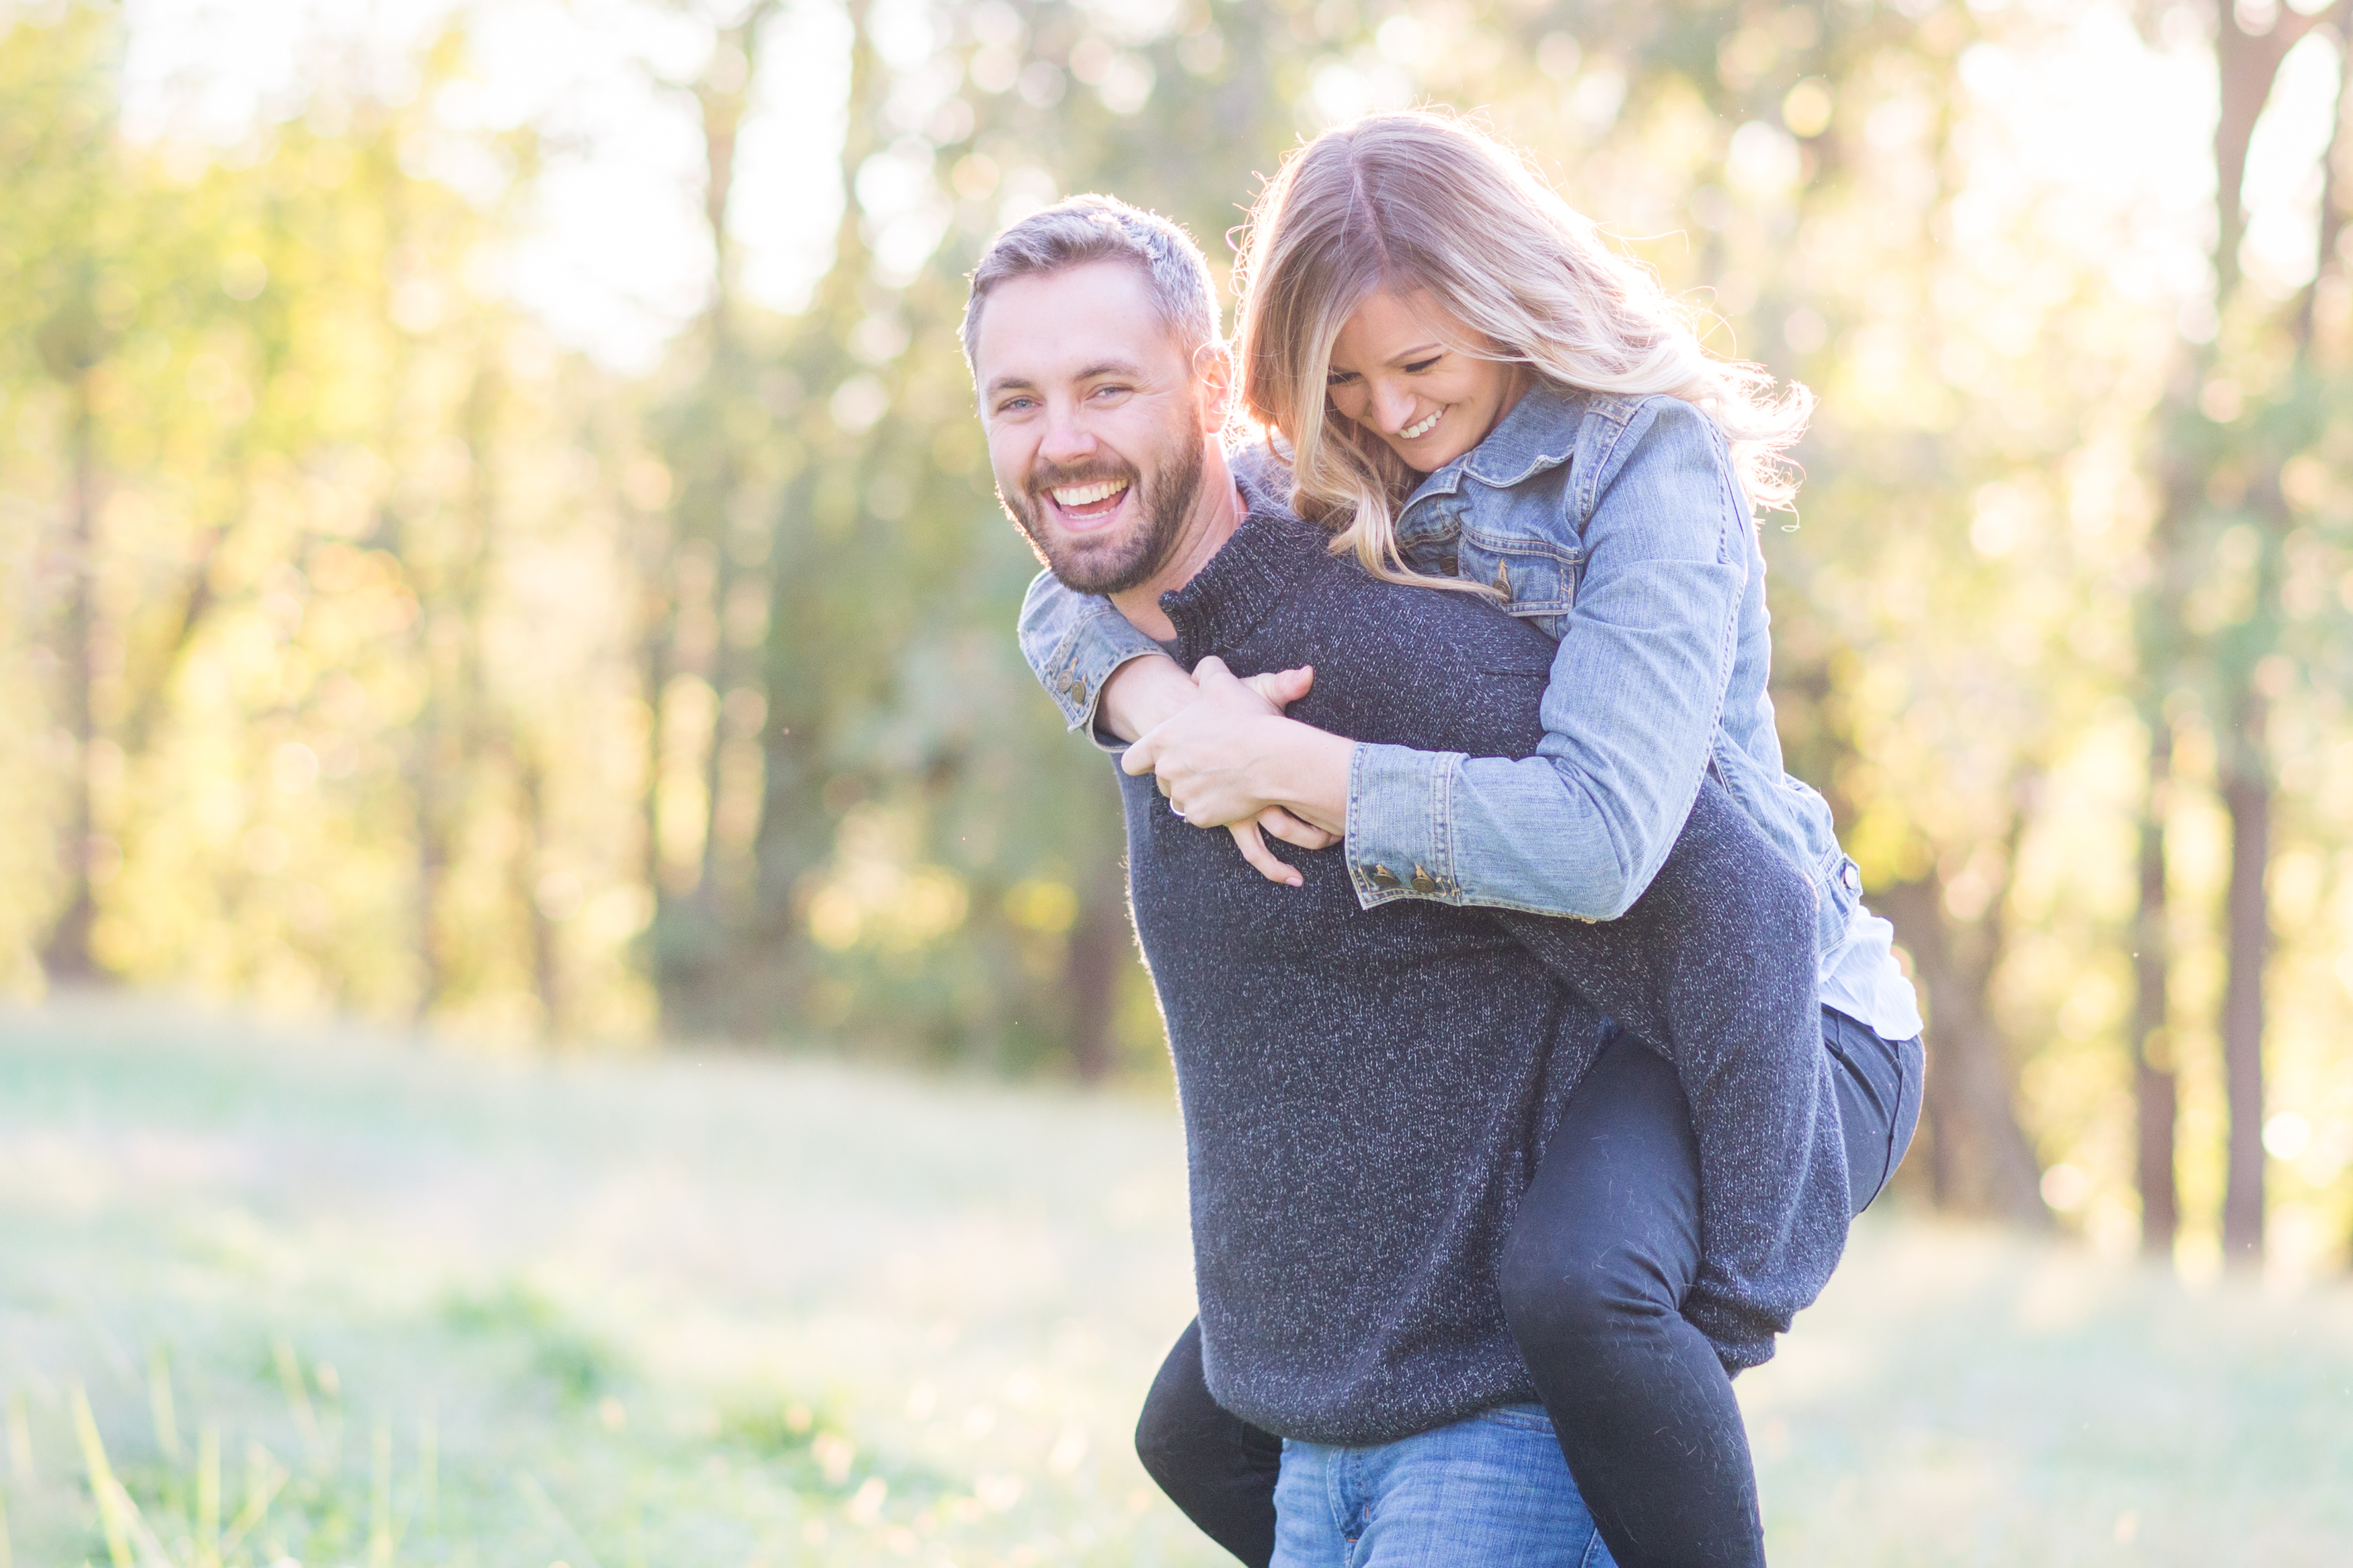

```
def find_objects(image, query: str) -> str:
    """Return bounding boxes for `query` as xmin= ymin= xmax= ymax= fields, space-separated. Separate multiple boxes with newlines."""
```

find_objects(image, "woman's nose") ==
xmin=1370 ymin=380 xmax=1417 ymax=432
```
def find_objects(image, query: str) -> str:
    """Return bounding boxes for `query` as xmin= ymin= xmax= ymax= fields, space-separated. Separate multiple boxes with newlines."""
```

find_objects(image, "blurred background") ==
xmin=6 ymin=0 xmax=2353 ymax=1561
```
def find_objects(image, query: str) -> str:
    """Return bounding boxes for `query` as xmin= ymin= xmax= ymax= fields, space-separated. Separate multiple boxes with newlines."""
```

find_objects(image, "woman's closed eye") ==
xmin=1325 ymin=356 xmax=1441 ymax=387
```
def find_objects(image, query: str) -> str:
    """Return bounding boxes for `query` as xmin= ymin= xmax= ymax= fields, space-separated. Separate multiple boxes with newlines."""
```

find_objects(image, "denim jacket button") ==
xmin=1064 ymin=675 xmax=1086 ymax=702
xmin=1369 ymin=866 xmax=1402 ymax=889
xmin=1409 ymin=866 xmax=1436 ymax=895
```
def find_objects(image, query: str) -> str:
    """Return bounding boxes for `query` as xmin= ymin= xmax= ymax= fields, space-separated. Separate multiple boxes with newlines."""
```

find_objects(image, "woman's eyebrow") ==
xmin=1387 ymin=342 xmax=1445 ymax=365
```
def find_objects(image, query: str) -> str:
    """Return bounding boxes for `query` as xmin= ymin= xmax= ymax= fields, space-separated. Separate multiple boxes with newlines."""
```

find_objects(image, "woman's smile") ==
xmin=1326 ymin=290 xmax=1527 ymax=473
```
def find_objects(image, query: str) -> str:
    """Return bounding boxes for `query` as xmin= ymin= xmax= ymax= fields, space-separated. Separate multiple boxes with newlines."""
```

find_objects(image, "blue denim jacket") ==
xmin=1016 ymin=384 xmax=1864 ymax=956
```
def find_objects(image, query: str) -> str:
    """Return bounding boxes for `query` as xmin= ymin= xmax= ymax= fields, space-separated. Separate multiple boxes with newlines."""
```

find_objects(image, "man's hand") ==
xmin=1123 ymin=657 xmax=1353 ymax=885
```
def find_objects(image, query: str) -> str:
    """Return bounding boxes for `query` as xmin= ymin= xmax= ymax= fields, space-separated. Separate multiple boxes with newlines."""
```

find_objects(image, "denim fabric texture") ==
xmin=1271 ymin=1407 xmax=1618 ymax=1568
xmin=1013 ymin=395 xmax=1867 ymax=956
xmin=1825 ymin=1007 xmax=1926 ymax=1214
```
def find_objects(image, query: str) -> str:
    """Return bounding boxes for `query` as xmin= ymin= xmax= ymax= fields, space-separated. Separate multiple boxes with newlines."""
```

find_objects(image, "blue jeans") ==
xmin=1273 ymin=1405 xmax=1619 ymax=1568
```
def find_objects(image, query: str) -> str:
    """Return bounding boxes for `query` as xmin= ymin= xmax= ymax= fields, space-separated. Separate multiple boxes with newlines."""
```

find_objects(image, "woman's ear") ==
xmin=1193 ymin=339 xmax=1236 ymax=432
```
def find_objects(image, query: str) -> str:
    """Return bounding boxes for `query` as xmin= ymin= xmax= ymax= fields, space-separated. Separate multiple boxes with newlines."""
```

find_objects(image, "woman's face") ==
xmin=1324 ymin=289 xmax=1529 ymax=474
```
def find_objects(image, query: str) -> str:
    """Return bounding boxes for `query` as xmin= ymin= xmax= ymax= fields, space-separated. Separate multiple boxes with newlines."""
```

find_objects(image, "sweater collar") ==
xmin=1159 ymin=464 xmax=1321 ymax=667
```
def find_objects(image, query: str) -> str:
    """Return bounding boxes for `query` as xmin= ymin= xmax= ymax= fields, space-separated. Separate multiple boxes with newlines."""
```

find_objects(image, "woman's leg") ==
xmin=1499 ymin=1010 xmax=1927 ymax=1568
xmin=1498 ymin=1032 xmax=1759 ymax=1568
xmin=1822 ymin=1006 xmax=1925 ymax=1214
xmin=1496 ymin=777 xmax=1846 ymax=1372
xmin=1134 ymin=1319 xmax=1283 ymax=1568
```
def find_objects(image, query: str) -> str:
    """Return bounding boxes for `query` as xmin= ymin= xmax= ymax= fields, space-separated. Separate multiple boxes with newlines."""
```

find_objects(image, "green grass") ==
xmin=1 ymin=999 xmax=2349 ymax=1567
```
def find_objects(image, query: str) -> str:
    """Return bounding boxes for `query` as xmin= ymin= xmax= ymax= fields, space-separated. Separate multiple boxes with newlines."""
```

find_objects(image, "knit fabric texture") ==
xmin=1119 ymin=483 xmax=1850 ymax=1446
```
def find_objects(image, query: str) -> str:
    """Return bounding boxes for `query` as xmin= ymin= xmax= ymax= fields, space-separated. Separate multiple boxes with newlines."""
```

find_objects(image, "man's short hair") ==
xmin=961 ymin=194 xmax=1221 ymax=371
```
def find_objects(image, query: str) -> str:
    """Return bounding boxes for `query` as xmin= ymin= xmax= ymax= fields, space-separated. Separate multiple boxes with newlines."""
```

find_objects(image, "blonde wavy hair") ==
xmin=1230 ymin=108 xmax=1813 ymax=587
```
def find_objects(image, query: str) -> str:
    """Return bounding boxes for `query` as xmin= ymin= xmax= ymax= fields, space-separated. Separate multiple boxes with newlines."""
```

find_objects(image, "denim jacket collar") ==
xmin=1396 ymin=380 xmax=1589 ymax=541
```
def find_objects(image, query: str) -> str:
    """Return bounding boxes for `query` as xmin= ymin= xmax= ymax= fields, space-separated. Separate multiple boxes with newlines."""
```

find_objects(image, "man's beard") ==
xmin=1000 ymin=436 xmax=1203 ymax=597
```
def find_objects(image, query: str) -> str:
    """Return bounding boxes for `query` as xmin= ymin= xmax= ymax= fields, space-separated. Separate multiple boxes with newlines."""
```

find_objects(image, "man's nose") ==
xmin=1038 ymin=401 xmax=1096 ymax=464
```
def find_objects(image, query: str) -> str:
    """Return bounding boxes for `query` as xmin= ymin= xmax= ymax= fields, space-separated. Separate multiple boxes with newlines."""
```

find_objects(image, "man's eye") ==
xmin=1404 ymin=356 xmax=1441 ymax=374
xmin=997 ymin=397 xmax=1036 ymax=413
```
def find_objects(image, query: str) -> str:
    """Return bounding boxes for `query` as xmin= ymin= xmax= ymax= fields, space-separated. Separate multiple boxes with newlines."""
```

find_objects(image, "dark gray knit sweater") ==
xmin=1121 ymin=490 xmax=1848 ymax=1446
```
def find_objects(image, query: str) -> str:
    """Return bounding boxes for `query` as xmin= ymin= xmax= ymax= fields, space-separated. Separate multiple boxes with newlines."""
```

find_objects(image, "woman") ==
xmin=1016 ymin=112 xmax=1923 ymax=1566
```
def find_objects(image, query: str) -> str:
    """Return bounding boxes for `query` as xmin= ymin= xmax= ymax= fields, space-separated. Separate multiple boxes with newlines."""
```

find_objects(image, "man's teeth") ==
xmin=1053 ymin=480 xmax=1129 ymax=507
xmin=1401 ymin=409 xmax=1443 ymax=440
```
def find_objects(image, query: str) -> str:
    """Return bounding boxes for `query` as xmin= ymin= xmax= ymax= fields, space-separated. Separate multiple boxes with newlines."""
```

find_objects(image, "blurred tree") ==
xmin=11 ymin=5 xmax=119 ymax=984
xmin=3 ymin=3 xmax=655 ymax=1033
xmin=2130 ymin=0 xmax=2353 ymax=1266
xmin=7 ymin=0 xmax=2353 ymax=1261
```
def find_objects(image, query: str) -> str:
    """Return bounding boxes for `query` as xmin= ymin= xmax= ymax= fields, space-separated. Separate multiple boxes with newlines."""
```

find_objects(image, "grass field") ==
xmin=2 ymin=999 xmax=2350 ymax=1567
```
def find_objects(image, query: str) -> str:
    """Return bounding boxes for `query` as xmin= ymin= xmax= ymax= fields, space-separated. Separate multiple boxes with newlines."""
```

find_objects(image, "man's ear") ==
xmin=1192 ymin=339 xmax=1235 ymax=434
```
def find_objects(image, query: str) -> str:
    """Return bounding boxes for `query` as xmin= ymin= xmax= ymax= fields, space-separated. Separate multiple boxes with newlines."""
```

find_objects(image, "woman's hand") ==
xmin=1123 ymin=658 xmax=1355 ymax=884
xmin=1097 ymin=656 xmax=1332 ymax=885
xmin=1224 ymin=807 xmax=1340 ymax=888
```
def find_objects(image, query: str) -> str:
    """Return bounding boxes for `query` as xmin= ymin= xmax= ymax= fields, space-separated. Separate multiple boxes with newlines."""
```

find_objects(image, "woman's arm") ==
xmin=1096 ymin=655 xmax=1194 ymax=743
xmin=1120 ymin=659 xmax=1351 ymax=834
xmin=1361 ymin=400 xmax=1749 ymax=916
xmin=1131 ymin=397 xmax=1749 ymax=919
xmin=1016 ymin=569 xmax=1338 ymax=882
xmin=1016 ymin=569 xmax=1177 ymax=745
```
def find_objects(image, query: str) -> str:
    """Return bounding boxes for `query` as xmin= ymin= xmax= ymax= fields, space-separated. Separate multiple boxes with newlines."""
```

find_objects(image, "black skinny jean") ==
xmin=1133 ymin=1006 xmax=1923 ymax=1568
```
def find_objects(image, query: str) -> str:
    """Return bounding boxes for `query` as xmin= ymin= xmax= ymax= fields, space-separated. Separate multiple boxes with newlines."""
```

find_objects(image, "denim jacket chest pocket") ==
xmin=1455 ymin=528 xmax=1583 ymax=642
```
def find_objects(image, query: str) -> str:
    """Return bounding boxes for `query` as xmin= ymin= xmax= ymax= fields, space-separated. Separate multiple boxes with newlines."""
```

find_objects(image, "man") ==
xmin=963 ymin=194 xmax=1626 ymax=1563
xmin=958 ymin=197 xmax=1876 ymax=1568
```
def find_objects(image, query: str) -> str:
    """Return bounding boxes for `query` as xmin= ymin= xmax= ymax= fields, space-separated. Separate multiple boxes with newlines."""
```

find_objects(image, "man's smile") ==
xmin=1039 ymin=474 xmax=1137 ymax=531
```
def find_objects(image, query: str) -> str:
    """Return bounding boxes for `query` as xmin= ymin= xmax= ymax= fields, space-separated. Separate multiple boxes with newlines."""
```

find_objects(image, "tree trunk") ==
xmin=2194 ymin=0 xmax=2353 ymax=1272
xmin=1064 ymin=860 xmax=1129 ymax=1084
xmin=519 ymin=749 xmax=563 ymax=1040
xmin=39 ymin=368 xmax=101 ymax=984
xmin=750 ymin=0 xmax=881 ymax=1028
xmin=2129 ymin=718 xmax=2180 ymax=1256
xmin=2218 ymin=688 xmax=2270 ymax=1265
xmin=1878 ymin=871 xmax=2048 ymax=1225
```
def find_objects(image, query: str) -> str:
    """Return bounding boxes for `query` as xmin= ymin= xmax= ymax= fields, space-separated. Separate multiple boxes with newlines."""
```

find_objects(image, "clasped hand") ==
xmin=1120 ymin=657 xmax=1347 ymax=888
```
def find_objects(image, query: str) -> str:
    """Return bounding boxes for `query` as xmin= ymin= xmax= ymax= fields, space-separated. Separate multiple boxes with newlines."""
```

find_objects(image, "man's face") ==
xmin=973 ymin=261 xmax=1218 ymax=595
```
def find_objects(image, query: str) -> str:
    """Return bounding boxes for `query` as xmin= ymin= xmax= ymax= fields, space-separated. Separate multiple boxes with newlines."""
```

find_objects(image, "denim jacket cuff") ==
xmin=1345 ymin=742 xmax=1460 ymax=908
xmin=1039 ymin=610 xmax=1167 ymax=744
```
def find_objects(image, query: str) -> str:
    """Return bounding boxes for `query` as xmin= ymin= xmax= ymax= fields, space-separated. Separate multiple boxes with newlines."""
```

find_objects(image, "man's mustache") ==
xmin=1025 ymin=460 xmax=1138 ymax=499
